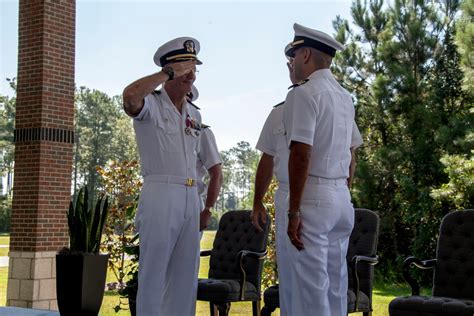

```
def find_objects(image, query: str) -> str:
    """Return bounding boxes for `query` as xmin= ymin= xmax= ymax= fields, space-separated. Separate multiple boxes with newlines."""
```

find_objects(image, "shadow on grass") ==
xmin=374 ymin=282 xmax=431 ymax=297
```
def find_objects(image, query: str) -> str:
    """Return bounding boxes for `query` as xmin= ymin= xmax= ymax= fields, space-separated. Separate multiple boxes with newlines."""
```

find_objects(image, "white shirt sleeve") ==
xmin=256 ymin=109 xmax=278 ymax=157
xmin=285 ymin=88 xmax=317 ymax=147
xmin=133 ymin=94 xmax=154 ymax=121
xmin=199 ymin=128 xmax=222 ymax=170
xmin=351 ymin=122 xmax=363 ymax=149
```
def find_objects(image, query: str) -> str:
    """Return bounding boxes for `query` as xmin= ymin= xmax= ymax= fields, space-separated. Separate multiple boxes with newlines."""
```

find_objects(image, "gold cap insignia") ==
xmin=184 ymin=40 xmax=195 ymax=53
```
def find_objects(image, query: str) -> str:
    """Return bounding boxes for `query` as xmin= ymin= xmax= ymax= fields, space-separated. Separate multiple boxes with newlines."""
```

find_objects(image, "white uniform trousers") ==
xmin=199 ymin=194 xmax=205 ymax=240
xmin=274 ymin=182 xmax=292 ymax=315
xmin=287 ymin=177 xmax=354 ymax=316
xmin=135 ymin=180 xmax=200 ymax=316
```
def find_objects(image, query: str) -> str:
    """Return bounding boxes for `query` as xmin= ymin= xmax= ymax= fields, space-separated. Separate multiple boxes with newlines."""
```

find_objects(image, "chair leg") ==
xmin=216 ymin=302 xmax=230 ymax=316
xmin=210 ymin=302 xmax=218 ymax=316
xmin=261 ymin=304 xmax=277 ymax=316
xmin=252 ymin=299 xmax=261 ymax=316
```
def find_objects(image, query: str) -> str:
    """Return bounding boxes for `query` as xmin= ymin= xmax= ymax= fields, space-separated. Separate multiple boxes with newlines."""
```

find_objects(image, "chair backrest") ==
xmin=208 ymin=210 xmax=270 ymax=288
xmin=433 ymin=209 xmax=474 ymax=299
xmin=347 ymin=208 xmax=380 ymax=302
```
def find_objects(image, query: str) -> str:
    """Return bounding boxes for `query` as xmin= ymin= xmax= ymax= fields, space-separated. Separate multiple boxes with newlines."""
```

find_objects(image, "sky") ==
xmin=0 ymin=0 xmax=354 ymax=150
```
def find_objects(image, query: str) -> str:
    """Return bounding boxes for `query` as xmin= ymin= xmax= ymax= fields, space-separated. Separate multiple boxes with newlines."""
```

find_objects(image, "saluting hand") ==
xmin=168 ymin=60 xmax=197 ymax=78
xmin=288 ymin=217 xmax=304 ymax=250
xmin=250 ymin=201 xmax=267 ymax=232
xmin=287 ymin=61 xmax=297 ymax=85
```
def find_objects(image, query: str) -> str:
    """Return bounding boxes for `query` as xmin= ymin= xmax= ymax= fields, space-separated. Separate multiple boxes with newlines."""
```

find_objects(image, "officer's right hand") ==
xmin=168 ymin=60 xmax=197 ymax=78
xmin=287 ymin=61 xmax=297 ymax=84
xmin=250 ymin=201 xmax=267 ymax=232
xmin=288 ymin=217 xmax=304 ymax=250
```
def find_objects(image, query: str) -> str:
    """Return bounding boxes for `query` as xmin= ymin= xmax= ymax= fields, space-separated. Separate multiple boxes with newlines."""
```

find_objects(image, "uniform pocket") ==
xmin=155 ymin=116 xmax=181 ymax=153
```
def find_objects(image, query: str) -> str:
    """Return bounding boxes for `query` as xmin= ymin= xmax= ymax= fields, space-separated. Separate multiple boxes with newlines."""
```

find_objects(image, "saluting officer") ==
xmin=187 ymin=85 xmax=223 ymax=235
xmin=283 ymin=23 xmax=362 ymax=316
xmin=253 ymin=40 xmax=363 ymax=314
xmin=123 ymin=37 xmax=203 ymax=316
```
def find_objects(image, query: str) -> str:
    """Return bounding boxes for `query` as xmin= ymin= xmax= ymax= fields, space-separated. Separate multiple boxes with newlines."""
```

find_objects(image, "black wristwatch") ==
xmin=162 ymin=66 xmax=174 ymax=81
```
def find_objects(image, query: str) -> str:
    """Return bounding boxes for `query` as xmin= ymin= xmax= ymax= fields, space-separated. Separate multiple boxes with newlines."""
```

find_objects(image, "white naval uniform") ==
xmin=196 ymin=127 xmax=222 ymax=210
xmin=258 ymin=100 xmax=362 ymax=315
xmin=256 ymin=103 xmax=291 ymax=314
xmin=132 ymin=88 xmax=201 ymax=316
xmin=283 ymin=69 xmax=361 ymax=316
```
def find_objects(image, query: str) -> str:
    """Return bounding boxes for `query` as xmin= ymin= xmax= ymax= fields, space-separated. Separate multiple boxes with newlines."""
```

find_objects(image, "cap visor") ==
xmin=173 ymin=57 xmax=203 ymax=65
xmin=286 ymin=47 xmax=296 ymax=58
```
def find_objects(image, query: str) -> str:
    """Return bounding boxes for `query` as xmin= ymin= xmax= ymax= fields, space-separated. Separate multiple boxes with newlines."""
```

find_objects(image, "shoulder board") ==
xmin=152 ymin=90 xmax=161 ymax=96
xmin=273 ymin=101 xmax=285 ymax=108
xmin=288 ymin=79 xmax=309 ymax=90
xmin=200 ymin=123 xmax=210 ymax=129
xmin=188 ymin=101 xmax=200 ymax=110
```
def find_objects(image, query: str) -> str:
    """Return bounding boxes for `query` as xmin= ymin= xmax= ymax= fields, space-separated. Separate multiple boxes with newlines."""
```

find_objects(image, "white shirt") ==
xmin=351 ymin=122 xmax=363 ymax=149
xmin=256 ymin=103 xmax=290 ymax=184
xmin=283 ymin=69 xmax=358 ymax=179
xmin=132 ymin=88 xmax=201 ymax=178
xmin=196 ymin=127 xmax=222 ymax=195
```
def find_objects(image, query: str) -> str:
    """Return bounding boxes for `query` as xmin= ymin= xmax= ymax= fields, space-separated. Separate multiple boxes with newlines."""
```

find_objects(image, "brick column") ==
xmin=7 ymin=0 xmax=76 ymax=310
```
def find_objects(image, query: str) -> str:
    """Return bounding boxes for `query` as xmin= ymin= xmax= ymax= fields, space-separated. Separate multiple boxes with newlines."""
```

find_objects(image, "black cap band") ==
xmin=287 ymin=36 xmax=336 ymax=58
xmin=160 ymin=48 xmax=198 ymax=67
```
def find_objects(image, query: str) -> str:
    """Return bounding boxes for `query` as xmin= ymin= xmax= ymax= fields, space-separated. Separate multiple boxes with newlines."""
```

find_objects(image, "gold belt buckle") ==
xmin=186 ymin=178 xmax=195 ymax=187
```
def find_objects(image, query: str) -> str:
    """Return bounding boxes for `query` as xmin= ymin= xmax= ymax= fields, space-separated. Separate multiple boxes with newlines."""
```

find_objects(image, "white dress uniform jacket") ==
xmin=133 ymin=88 xmax=202 ymax=316
xmin=283 ymin=69 xmax=360 ymax=316
xmin=256 ymin=103 xmax=292 ymax=313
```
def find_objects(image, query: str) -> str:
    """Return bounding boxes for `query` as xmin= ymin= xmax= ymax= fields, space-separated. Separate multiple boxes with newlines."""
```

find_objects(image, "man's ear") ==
xmin=303 ymin=47 xmax=312 ymax=64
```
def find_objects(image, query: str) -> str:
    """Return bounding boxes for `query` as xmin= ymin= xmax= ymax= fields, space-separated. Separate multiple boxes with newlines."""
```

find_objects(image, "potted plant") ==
xmin=56 ymin=186 xmax=109 ymax=316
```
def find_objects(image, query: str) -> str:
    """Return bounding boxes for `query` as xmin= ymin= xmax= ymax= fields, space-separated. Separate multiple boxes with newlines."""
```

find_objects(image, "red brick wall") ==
xmin=11 ymin=0 xmax=76 ymax=252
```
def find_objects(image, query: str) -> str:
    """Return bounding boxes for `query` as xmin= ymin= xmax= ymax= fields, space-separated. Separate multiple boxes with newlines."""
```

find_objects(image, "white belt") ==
xmin=144 ymin=174 xmax=196 ymax=187
xmin=306 ymin=176 xmax=347 ymax=186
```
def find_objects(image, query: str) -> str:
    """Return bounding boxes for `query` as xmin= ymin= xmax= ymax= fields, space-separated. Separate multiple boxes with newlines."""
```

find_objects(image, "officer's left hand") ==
xmin=200 ymin=209 xmax=212 ymax=231
xmin=250 ymin=201 xmax=267 ymax=232
xmin=288 ymin=217 xmax=304 ymax=250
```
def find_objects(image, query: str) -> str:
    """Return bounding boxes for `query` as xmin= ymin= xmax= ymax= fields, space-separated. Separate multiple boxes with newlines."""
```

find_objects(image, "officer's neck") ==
xmin=164 ymin=85 xmax=187 ymax=113
xmin=298 ymin=64 xmax=329 ymax=81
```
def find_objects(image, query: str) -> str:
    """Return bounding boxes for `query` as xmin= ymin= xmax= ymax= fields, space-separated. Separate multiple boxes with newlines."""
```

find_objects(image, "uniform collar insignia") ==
xmin=273 ymin=101 xmax=285 ymax=108
xmin=288 ymin=79 xmax=309 ymax=89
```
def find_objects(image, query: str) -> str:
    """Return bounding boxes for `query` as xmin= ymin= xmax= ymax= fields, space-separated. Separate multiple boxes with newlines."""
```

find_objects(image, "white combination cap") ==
xmin=286 ymin=23 xmax=344 ymax=58
xmin=154 ymin=36 xmax=202 ymax=67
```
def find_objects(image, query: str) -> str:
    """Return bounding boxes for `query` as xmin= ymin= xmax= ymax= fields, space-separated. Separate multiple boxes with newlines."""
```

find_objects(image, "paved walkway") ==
xmin=0 ymin=256 xmax=8 ymax=267
xmin=0 ymin=307 xmax=59 ymax=315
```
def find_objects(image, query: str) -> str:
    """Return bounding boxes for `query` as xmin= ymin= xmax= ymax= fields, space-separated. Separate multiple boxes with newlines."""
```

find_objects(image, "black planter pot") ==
xmin=129 ymin=295 xmax=137 ymax=316
xmin=56 ymin=253 xmax=109 ymax=316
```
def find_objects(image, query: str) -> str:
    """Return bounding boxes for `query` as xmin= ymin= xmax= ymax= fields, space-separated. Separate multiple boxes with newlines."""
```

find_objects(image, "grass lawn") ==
xmin=0 ymin=231 xmax=417 ymax=315
xmin=0 ymin=235 xmax=9 ymax=246
xmin=0 ymin=267 xmax=7 ymax=306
